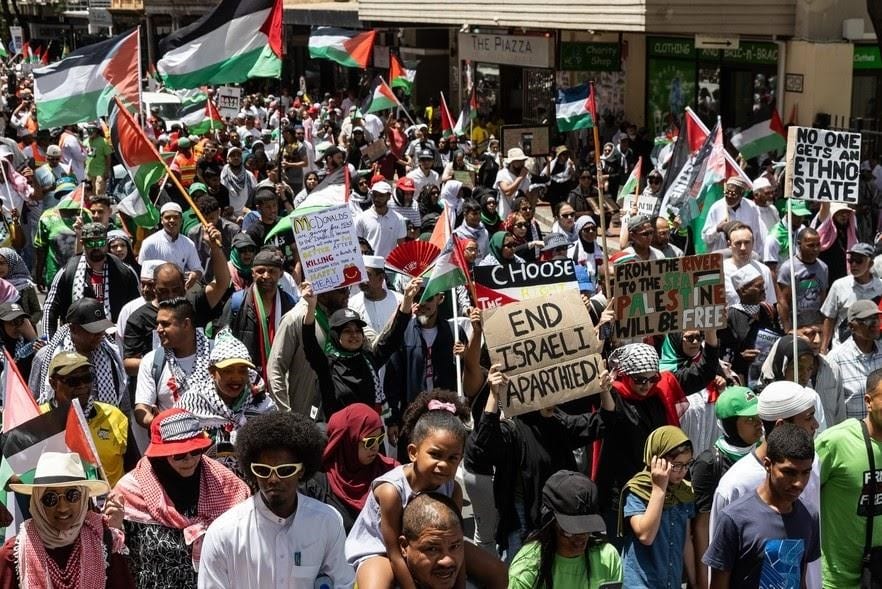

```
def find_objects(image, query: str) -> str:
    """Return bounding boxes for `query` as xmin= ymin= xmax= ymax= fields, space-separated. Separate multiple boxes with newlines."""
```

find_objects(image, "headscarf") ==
xmin=618 ymin=426 xmax=694 ymax=535
xmin=768 ymin=335 xmax=814 ymax=382
xmin=480 ymin=192 xmax=500 ymax=227
xmin=609 ymin=343 xmax=685 ymax=428
xmin=230 ymin=241 xmax=254 ymax=284
xmin=29 ymin=485 xmax=90 ymax=548
xmin=488 ymin=231 xmax=511 ymax=264
xmin=0 ymin=277 xmax=18 ymax=303
xmin=323 ymin=403 xmax=398 ymax=512
xmin=0 ymin=247 xmax=34 ymax=291
xmin=325 ymin=320 xmax=384 ymax=406
xmin=609 ymin=343 xmax=659 ymax=377
xmin=659 ymin=333 xmax=694 ymax=371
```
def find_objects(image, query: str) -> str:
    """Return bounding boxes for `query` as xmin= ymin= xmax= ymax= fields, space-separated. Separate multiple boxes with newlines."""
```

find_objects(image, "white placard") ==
xmin=458 ymin=32 xmax=554 ymax=68
xmin=291 ymin=204 xmax=366 ymax=294
xmin=216 ymin=86 xmax=242 ymax=120
xmin=784 ymin=126 xmax=861 ymax=203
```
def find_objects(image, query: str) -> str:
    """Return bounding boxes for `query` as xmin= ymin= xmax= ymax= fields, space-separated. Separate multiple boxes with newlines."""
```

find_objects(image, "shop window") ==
xmin=523 ymin=69 xmax=554 ymax=125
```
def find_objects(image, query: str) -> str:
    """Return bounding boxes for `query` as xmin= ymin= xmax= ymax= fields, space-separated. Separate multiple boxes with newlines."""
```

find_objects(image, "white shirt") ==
xmin=198 ymin=494 xmax=354 ymax=589
xmin=135 ymin=350 xmax=197 ymax=411
xmin=494 ymin=167 xmax=531 ymax=219
xmin=355 ymin=207 xmax=407 ymax=258
xmin=763 ymin=223 xmax=805 ymax=266
xmin=820 ymin=275 xmax=882 ymax=349
xmin=701 ymin=197 xmax=765 ymax=254
xmin=60 ymin=132 xmax=86 ymax=181
xmin=138 ymin=230 xmax=203 ymax=273
xmin=722 ymin=258 xmax=777 ymax=306
xmin=348 ymin=289 xmax=403 ymax=335
xmin=406 ymin=167 xmax=440 ymax=197
xmin=115 ymin=295 xmax=146 ymax=351
xmin=756 ymin=203 xmax=780 ymax=236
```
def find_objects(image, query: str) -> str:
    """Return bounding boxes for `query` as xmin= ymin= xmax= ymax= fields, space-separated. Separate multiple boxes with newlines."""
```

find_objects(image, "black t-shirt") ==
xmin=245 ymin=218 xmax=278 ymax=248
xmin=690 ymin=446 xmax=736 ymax=513
xmin=123 ymin=288 xmax=216 ymax=359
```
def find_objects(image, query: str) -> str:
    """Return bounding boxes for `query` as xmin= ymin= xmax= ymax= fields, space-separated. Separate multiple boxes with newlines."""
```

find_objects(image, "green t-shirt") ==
xmin=34 ymin=209 xmax=80 ymax=284
xmin=817 ymin=418 xmax=882 ymax=588
xmin=85 ymin=135 xmax=111 ymax=178
xmin=508 ymin=540 xmax=622 ymax=589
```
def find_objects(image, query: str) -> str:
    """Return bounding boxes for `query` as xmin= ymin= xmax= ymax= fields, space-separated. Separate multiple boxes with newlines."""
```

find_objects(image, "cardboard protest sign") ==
xmin=473 ymin=260 xmax=582 ymax=310
xmin=216 ymin=86 xmax=242 ymax=120
xmin=784 ymin=126 xmax=861 ymax=203
xmin=482 ymin=290 xmax=604 ymax=416
xmin=360 ymin=139 xmax=388 ymax=162
xmin=612 ymin=254 xmax=726 ymax=339
xmin=291 ymin=204 xmax=365 ymax=294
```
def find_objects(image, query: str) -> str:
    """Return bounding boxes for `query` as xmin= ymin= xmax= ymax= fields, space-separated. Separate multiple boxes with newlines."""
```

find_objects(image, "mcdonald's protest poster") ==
xmin=784 ymin=126 xmax=860 ymax=203
xmin=291 ymin=204 xmax=366 ymax=294
xmin=612 ymin=254 xmax=726 ymax=339
xmin=473 ymin=259 xmax=590 ymax=310
xmin=482 ymin=290 xmax=605 ymax=417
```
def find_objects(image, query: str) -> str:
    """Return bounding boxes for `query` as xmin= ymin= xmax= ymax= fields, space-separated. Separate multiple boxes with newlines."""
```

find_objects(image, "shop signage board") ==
xmin=559 ymin=42 xmax=620 ymax=71
xmin=458 ymin=32 xmax=554 ymax=69
xmin=854 ymin=45 xmax=882 ymax=70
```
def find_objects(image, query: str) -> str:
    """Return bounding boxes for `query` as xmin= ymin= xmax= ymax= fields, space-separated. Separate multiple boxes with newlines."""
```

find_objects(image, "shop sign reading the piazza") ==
xmin=458 ymin=32 xmax=555 ymax=69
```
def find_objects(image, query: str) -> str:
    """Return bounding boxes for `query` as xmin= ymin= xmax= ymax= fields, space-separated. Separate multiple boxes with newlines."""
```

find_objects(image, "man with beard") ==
xmin=752 ymin=176 xmax=779 ymax=236
xmin=701 ymin=176 xmax=765 ymax=254
xmin=138 ymin=202 xmax=204 ymax=289
xmin=398 ymin=493 xmax=466 ymax=589
xmin=221 ymin=146 xmax=257 ymax=218
xmin=41 ymin=222 xmax=140 ymax=339
xmin=221 ymin=249 xmax=298 ymax=374
xmin=495 ymin=148 xmax=532 ymax=219
xmin=651 ymin=216 xmax=684 ymax=258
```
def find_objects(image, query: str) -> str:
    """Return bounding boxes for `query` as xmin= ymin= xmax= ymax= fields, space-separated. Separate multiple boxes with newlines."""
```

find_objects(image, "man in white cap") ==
xmin=495 ymin=147 xmax=532 ymax=219
xmin=825 ymin=300 xmax=882 ymax=419
xmin=723 ymin=224 xmax=777 ymax=306
xmin=820 ymin=242 xmax=882 ymax=353
xmin=355 ymin=181 xmax=407 ymax=258
xmin=347 ymin=254 xmax=403 ymax=335
xmin=701 ymin=175 xmax=765 ymax=254
xmin=138 ymin=202 xmax=205 ymax=289
xmin=116 ymin=259 xmax=163 ymax=349
xmin=710 ymin=380 xmax=822 ymax=587
xmin=751 ymin=176 xmax=779 ymax=235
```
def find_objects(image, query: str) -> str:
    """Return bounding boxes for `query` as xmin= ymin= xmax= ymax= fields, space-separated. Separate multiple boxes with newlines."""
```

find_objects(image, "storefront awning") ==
xmin=283 ymin=1 xmax=361 ymax=28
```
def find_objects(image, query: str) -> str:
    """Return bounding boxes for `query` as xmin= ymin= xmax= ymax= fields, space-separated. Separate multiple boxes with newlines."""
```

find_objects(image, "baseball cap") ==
xmin=627 ymin=214 xmax=652 ymax=232
xmin=46 ymin=145 xmax=62 ymax=157
xmin=329 ymin=308 xmax=367 ymax=330
xmin=418 ymin=149 xmax=435 ymax=160
xmin=144 ymin=408 xmax=213 ymax=458
xmin=209 ymin=329 xmax=256 ymax=370
xmin=715 ymin=386 xmax=759 ymax=420
xmin=848 ymin=242 xmax=875 ymax=258
xmin=758 ymin=381 xmax=816 ymax=422
xmin=188 ymin=182 xmax=208 ymax=196
xmin=541 ymin=232 xmax=570 ymax=252
xmin=0 ymin=302 xmax=28 ymax=323
xmin=848 ymin=299 xmax=882 ymax=322
xmin=396 ymin=177 xmax=416 ymax=192
xmin=48 ymin=351 xmax=91 ymax=377
xmin=541 ymin=470 xmax=606 ymax=535
xmin=788 ymin=199 xmax=812 ymax=217
xmin=65 ymin=298 xmax=116 ymax=334
xmin=371 ymin=181 xmax=393 ymax=194
xmin=81 ymin=223 xmax=107 ymax=241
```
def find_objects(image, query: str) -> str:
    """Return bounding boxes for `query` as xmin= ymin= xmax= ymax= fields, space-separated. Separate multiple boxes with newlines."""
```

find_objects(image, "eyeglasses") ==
xmin=669 ymin=459 xmax=694 ymax=472
xmin=502 ymin=242 xmax=516 ymax=249
xmin=629 ymin=374 xmax=661 ymax=386
xmin=250 ymin=462 xmax=304 ymax=479
xmin=682 ymin=334 xmax=703 ymax=344
xmin=636 ymin=230 xmax=656 ymax=237
xmin=362 ymin=432 xmax=386 ymax=450
xmin=40 ymin=488 xmax=82 ymax=508
xmin=581 ymin=225 xmax=597 ymax=232
xmin=560 ymin=212 xmax=575 ymax=219
xmin=172 ymin=448 xmax=206 ymax=461
xmin=514 ymin=222 xmax=528 ymax=229
xmin=848 ymin=255 xmax=868 ymax=263
xmin=58 ymin=373 xmax=94 ymax=387
xmin=83 ymin=239 xmax=107 ymax=249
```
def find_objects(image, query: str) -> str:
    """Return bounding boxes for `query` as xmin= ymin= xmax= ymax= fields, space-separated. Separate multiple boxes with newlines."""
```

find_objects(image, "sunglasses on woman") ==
xmin=250 ymin=462 xmax=304 ymax=479
xmin=629 ymin=374 xmax=661 ymax=386
xmin=682 ymin=334 xmax=703 ymax=344
xmin=514 ymin=222 xmax=528 ymax=229
xmin=362 ymin=432 xmax=386 ymax=450
xmin=41 ymin=488 xmax=82 ymax=508
xmin=172 ymin=448 xmax=206 ymax=461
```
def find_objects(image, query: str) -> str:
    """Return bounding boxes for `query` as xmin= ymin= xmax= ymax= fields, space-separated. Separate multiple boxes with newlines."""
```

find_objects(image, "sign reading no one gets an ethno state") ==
xmin=784 ymin=126 xmax=861 ymax=203
xmin=482 ymin=290 xmax=605 ymax=417
xmin=612 ymin=254 xmax=726 ymax=340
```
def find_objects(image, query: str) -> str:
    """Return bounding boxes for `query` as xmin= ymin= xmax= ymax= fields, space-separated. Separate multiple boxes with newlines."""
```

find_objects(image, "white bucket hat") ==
xmin=505 ymin=147 xmax=528 ymax=165
xmin=9 ymin=452 xmax=109 ymax=497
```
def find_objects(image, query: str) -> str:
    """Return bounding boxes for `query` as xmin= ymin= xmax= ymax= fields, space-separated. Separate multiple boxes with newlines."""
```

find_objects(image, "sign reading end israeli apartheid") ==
xmin=784 ymin=126 xmax=860 ymax=203
xmin=291 ymin=204 xmax=365 ymax=294
xmin=473 ymin=259 xmax=583 ymax=310
xmin=612 ymin=254 xmax=726 ymax=339
xmin=482 ymin=291 xmax=604 ymax=417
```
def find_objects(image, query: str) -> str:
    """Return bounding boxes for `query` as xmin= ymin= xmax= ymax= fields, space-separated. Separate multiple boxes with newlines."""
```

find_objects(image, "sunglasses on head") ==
xmin=40 ymin=488 xmax=82 ymax=508
xmin=629 ymin=373 xmax=661 ymax=386
xmin=362 ymin=432 xmax=386 ymax=450
xmin=172 ymin=448 xmax=206 ymax=461
xmin=250 ymin=462 xmax=304 ymax=479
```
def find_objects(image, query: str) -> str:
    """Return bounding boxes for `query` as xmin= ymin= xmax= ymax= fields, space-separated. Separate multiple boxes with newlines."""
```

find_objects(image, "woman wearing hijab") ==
xmin=106 ymin=231 xmax=140 ymax=279
xmin=812 ymin=201 xmax=857 ymax=283
xmin=600 ymin=142 xmax=624 ymax=198
xmin=0 ymin=452 xmax=134 ymax=588
xmin=113 ymin=408 xmax=249 ymax=588
xmin=619 ymin=426 xmax=696 ymax=589
xmin=593 ymin=335 xmax=717 ymax=538
xmin=227 ymin=233 xmax=257 ymax=291
xmin=509 ymin=470 xmax=622 ymax=588
xmin=688 ymin=386 xmax=762 ymax=589
xmin=568 ymin=216 xmax=604 ymax=289
xmin=301 ymin=278 xmax=417 ymax=419
xmin=479 ymin=231 xmax=525 ymax=267
xmin=550 ymin=202 xmax=578 ymax=243
xmin=301 ymin=403 xmax=398 ymax=533
xmin=477 ymin=190 xmax=503 ymax=235
xmin=417 ymin=185 xmax=443 ymax=218
xmin=0 ymin=247 xmax=39 ymax=323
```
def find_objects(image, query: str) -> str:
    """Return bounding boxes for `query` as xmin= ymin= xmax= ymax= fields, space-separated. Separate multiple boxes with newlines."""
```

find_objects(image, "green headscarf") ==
xmin=229 ymin=247 xmax=252 ymax=282
xmin=489 ymin=231 xmax=509 ymax=262
xmin=618 ymin=425 xmax=695 ymax=536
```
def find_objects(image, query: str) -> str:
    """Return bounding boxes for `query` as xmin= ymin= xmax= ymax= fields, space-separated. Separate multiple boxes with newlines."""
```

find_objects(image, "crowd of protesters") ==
xmin=0 ymin=67 xmax=878 ymax=589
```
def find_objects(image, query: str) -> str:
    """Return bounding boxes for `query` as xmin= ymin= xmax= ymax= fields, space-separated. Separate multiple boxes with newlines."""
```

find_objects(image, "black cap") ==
xmin=232 ymin=233 xmax=257 ymax=250
xmin=541 ymin=232 xmax=570 ymax=252
xmin=418 ymin=148 xmax=435 ymax=160
xmin=541 ymin=470 xmax=606 ymax=535
xmin=65 ymin=298 xmax=116 ymax=334
xmin=323 ymin=146 xmax=344 ymax=159
xmin=0 ymin=302 xmax=28 ymax=323
xmin=252 ymin=248 xmax=284 ymax=269
xmin=329 ymin=308 xmax=367 ymax=330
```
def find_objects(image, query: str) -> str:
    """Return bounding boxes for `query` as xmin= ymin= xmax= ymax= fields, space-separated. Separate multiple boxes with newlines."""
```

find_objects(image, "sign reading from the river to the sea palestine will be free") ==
xmin=482 ymin=290 xmax=604 ymax=417
xmin=612 ymin=254 xmax=726 ymax=339
xmin=784 ymin=126 xmax=861 ymax=203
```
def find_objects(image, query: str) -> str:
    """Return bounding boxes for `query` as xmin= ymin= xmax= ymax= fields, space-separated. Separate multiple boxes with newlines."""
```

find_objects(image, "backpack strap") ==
xmin=151 ymin=347 xmax=166 ymax=390
xmin=229 ymin=289 xmax=248 ymax=329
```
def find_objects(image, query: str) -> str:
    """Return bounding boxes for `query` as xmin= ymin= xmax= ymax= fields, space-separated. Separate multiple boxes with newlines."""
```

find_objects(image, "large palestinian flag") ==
xmin=157 ymin=0 xmax=283 ymax=89
xmin=34 ymin=29 xmax=139 ymax=128
xmin=308 ymin=27 xmax=376 ymax=68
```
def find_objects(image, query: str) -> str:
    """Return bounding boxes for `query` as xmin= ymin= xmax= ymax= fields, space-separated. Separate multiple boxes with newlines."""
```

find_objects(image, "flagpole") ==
xmin=787 ymin=197 xmax=798 ymax=383
xmin=633 ymin=156 xmax=642 ymax=216
xmin=72 ymin=398 xmax=112 ymax=490
xmin=451 ymin=287 xmax=464 ymax=398
xmin=381 ymin=76 xmax=415 ymax=125
xmin=589 ymin=82 xmax=611 ymax=291
xmin=136 ymin=27 xmax=145 ymax=128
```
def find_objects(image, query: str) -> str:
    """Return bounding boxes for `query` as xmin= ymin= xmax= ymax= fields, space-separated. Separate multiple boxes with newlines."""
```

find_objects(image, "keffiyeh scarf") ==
xmin=71 ymin=255 xmax=112 ymax=321
xmin=164 ymin=329 xmax=211 ymax=402
xmin=0 ymin=247 xmax=35 ymax=291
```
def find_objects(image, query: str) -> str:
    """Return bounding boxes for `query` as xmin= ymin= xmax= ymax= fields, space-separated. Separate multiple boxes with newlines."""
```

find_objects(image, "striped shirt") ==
xmin=824 ymin=338 xmax=882 ymax=419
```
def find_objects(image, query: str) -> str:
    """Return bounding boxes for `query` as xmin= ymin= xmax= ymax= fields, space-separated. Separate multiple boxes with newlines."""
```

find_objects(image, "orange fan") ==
xmin=385 ymin=241 xmax=441 ymax=277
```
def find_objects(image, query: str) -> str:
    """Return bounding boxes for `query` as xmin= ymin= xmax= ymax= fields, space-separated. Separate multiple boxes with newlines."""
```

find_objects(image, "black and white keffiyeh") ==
xmin=71 ymin=255 xmax=112 ymax=320
xmin=163 ymin=329 xmax=211 ymax=402
xmin=608 ymin=343 xmax=660 ymax=377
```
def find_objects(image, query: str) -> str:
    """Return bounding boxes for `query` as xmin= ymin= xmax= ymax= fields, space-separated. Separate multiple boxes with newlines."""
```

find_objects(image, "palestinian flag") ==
xmin=694 ymin=270 xmax=719 ymax=287
xmin=730 ymin=109 xmax=787 ymax=160
xmin=34 ymin=29 xmax=140 ymax=128
xmin=109 ymin=98 xmax=163 ymax=228
xmin=0 ymin=44 xmax=7 ymax=59
xmin=556 ymin=84 xmax=594 ymax=132
xmin=309 ymin=27 xmax=376 ymax=69
xmin=439 ymin=92 xmax=455 ymax=137
xmin=178 ymin=90 xmax=223 ymax=135
xmin=157 ymin=0 xmax=282 ymax=89
xmin=365 ymin=77 xmax=399 ymax=114
xmin=1 ymin=350 xmax=40 ymax=434
xmin=618 ymin=156 xmax=642 ymax=201
xmin=468 ymin=87 xmax=478 ymax=121
xmin=389 ymin=53 xmax=415 ymax=93
xmin=420 ymin=235 xmax=470 ymax=303
xmin=689 ymin=120 xmax=727 ymax=254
